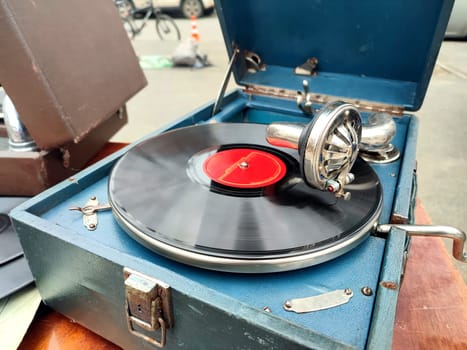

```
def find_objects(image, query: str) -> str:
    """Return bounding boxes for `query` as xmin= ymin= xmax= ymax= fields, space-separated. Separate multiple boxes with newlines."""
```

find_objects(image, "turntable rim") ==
xmin=108 ymin=123 xmax=383 ymax=273
xmin=112 ymin=201 xmax=382 ymax=273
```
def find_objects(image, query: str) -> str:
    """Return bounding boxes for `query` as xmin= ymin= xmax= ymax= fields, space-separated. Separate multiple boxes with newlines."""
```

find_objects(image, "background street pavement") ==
xmin=111 ymin=14 xmax=467 ymax=280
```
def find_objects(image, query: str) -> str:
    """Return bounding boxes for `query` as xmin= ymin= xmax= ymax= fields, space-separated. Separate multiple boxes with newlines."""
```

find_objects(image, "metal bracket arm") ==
xmin=212 ymin=47 xmax=240 ymax=116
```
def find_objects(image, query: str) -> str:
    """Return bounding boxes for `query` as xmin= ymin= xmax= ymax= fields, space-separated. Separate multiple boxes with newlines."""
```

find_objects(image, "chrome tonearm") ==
xmin=266 ymin=80 xmax=404 ymax=198
xmin=359 ymin=112 xmax=400 ymax=163
xmin=267 ymin=100 xmax=362 ymax=200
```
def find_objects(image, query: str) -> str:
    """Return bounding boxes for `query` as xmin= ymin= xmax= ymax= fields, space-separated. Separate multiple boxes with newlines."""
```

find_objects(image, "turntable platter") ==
xmin=108 ymin=123 xmax=382 ymax=272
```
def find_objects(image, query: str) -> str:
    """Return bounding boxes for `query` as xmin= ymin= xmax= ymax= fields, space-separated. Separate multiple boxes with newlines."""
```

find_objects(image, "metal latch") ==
xmin=124 ymin=268 xmax=174 ymax=348
xmin=294 ymin=57 xmax=319 ymax=76
xmin=69 ymin=196 xmax=111 ymax=231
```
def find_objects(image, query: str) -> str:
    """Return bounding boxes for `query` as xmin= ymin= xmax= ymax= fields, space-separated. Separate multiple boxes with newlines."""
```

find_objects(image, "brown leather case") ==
xmin=0 ymin=107 xmax=128 ymax=196
xmin=0 ymin=0 xmax=147 ymax=195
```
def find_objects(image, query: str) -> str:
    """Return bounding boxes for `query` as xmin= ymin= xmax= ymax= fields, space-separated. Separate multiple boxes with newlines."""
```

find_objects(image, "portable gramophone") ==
xmin=11 ymin=0 xmax=465 ymax=349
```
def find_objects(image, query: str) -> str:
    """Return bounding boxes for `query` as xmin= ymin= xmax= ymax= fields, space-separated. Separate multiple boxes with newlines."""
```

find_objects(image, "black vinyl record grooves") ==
xmin=108 ymin=123 xmax=383 ymax=272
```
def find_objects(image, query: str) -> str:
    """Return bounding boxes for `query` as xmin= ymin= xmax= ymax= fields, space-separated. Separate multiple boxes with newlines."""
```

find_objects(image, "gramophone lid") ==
xmin=215 ymin=0 xmax=453 ymax=111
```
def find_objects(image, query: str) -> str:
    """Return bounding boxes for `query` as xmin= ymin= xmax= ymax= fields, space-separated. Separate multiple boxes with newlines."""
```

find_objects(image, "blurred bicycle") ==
xmin=114 ymin=0 xmax=181 ymax=40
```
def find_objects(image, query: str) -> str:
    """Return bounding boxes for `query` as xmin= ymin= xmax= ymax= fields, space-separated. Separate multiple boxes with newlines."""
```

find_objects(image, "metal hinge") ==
xmin=124 ymin=268 xmax=174 ymax=348
xmin=243 ymin=84 xmax=405 ymax=116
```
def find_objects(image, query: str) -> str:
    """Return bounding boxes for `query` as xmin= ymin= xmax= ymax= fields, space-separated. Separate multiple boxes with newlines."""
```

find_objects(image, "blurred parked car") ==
xmin=131 ymin=0 xmax=214 ymax=18
xmin=445 ymin=0 xmax=467 ymax=39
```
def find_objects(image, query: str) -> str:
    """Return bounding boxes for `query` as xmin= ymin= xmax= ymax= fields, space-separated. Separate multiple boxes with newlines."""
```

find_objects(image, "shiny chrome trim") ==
xmin=360 ymin=113 xmax=397 ymax=150
xmin=2 ymin=94 xmax=38 ymax=152
xmin=303 ymin=101 xmax=361 ymax=195
xmin=266 ymin=101 xmax=362 ymax=199
xmin=359 ymin=113 xmax=400 ymax=163
xmin=377 ymin=224 xmax=467 ymax=263
xmin=112 ymin=201 xmax=382 ymax=273
xmin=266 ymin=122 xmax=303 ymax=150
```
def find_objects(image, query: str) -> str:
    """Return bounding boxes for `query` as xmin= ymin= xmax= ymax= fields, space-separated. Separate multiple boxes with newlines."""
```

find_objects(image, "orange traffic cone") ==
xmin=190 ymin=15 xmax=200 ymax=43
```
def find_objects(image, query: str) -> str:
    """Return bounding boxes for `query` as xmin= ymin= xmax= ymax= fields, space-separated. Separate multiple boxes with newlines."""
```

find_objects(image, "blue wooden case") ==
xmin=11 ymin=1 xmax=452 ymax=349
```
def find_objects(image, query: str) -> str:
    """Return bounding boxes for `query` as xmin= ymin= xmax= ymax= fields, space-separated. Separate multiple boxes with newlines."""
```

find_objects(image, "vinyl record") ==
xmin=108 ymin=123 xmax=382 ymax=272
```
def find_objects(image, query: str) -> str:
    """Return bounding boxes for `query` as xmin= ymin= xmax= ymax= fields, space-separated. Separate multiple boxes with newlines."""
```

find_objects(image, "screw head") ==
xmin=284 ymin=300 xmax=292 ymax=309
xmin=361 ymin=287 xmax=373 ymax=296
xmin=262 ymin=306 xmax=272 ymax=313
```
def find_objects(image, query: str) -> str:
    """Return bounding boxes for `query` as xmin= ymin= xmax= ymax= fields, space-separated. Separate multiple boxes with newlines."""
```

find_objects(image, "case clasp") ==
xmin=124 ymin=268 xmax=174 ymax=348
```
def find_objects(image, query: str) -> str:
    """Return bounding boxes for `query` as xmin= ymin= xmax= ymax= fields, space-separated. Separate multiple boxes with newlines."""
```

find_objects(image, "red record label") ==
xmin=203 ymin=148 xmax=287 ymax=188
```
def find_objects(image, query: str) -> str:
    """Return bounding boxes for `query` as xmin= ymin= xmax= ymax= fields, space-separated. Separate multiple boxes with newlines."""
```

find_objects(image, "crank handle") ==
xmin=377 ymin=224 xmax=467 ymax=263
